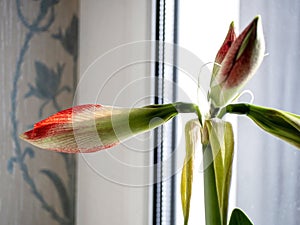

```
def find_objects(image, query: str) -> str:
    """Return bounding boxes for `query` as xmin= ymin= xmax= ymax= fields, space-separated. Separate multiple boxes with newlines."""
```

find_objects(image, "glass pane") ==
xmin=176 ymin=1 xmax=239 ymax=224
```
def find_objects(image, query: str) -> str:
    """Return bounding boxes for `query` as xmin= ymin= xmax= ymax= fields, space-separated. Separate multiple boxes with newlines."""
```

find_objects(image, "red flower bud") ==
xmin=209 ymin=16 xmax=265 ymax=108
xmin=215 ymin=22 xmax=236 ymax=65
xmin=211 ymin=22 xmax=236 ymax=80
xmin=20 ymin=102 xmax=198 ymax=153
xmin=20 ymin=104 xmax=180 ymax=153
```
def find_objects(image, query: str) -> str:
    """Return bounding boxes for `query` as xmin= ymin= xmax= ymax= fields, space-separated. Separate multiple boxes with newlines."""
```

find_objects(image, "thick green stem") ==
xmin=144 ymin=102 xmax=202 ymax=123
xmin=226 ymin=103 xmax=250 ymax=115
xmin=202 ymin=143 xmax=222 ymax=225
xmin=174 ymin=102 xmax=202 ymax=123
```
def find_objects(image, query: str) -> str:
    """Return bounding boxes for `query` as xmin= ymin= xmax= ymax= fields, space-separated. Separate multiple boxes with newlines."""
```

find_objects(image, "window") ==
xmin=154 ymin=1 xmax=300 ymax=225
xmin=176 ymin=1 xmax=239 ymax=224
xmin=77 ymin=1 xmax=300 ymax=225
xmin=152 ymin=1 xmax=239 ymax=224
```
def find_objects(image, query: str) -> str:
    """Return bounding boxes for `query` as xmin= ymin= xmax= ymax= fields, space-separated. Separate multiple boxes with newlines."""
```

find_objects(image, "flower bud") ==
xmin=211 ymin=21 xmax=236 ymax=79
xmin=209 ymin=16 xmax=265 ymax=108
xmin=20 ymin=104 xmax=179 ymax=153
xmin=20 ymin=102 xmax=198 ymax=153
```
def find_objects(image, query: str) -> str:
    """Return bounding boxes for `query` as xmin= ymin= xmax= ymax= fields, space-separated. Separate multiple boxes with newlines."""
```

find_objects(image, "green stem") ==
xmin=226 ymin=103 xmax=250 ymax=115
xmin=173 ymin=102 xmax=203 ymax=126
xmin=216 ymin=107 xmax=226 ymax=119
xmin=176 ymin=101 xmax=226 ymax=225
xmin=216 ymin=103 xmax=251 ymax=118
xmin=194 ymin=105 xmax=203 ymax=126
xmin=202 ymin=143 xmax=221 ymax=225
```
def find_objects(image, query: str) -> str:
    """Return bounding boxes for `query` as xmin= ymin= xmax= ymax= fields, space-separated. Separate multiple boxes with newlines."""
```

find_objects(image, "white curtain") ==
xmin=237 ymin=1 xmax=300 ymax=224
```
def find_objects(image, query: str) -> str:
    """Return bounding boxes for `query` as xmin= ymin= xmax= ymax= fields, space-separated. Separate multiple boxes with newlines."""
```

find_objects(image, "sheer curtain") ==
xmin=237 ymin=1 xmax=300 ymax=224
xmin=0 ymin=1 xmax=78 ymax=224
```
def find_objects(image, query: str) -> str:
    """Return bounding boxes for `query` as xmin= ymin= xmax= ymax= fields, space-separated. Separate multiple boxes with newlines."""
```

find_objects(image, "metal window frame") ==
xmin=152 ymin=0 xmax=179 ymax=224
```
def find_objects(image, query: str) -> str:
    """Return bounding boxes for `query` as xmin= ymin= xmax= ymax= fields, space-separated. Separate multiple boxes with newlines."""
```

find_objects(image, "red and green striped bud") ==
xmin=20 ymin=102 xmax=198 ymax=153
xmin=209 ymin=16 xmax=265 ymax=108
xmin=211 ymin=21 xmax=236 ymax=80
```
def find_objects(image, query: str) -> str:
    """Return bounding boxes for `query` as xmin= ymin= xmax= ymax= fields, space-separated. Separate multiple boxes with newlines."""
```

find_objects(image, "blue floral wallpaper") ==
xmin=0 ymin=1 xmax=78 ymax=224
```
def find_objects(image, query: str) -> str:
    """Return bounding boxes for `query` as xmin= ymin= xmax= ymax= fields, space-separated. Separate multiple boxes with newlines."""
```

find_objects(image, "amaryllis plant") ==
xmin=20 ymin=16 xmax=300 ymax=225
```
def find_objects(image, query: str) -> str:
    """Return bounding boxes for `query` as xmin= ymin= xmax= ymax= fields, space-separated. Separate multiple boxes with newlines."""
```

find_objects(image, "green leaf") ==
xmin=226 ymin=103 xmax=300 ymax=149
xmin=229 ymin=208 xmax=253 ymax=225
xmin=205 ymin=119 xmax=234 ymax=225
xmin=181 ymin=119 xmax=201 ymax=225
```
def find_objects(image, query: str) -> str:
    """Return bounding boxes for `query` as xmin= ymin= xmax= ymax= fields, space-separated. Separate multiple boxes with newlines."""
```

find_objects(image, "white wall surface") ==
xmin=77 ymin=1 xmax=152 ymax=225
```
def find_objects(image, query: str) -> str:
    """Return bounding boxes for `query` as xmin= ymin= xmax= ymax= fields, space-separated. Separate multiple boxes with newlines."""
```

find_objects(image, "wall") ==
xmin=77 ymin=1 xmax=152 ymax=225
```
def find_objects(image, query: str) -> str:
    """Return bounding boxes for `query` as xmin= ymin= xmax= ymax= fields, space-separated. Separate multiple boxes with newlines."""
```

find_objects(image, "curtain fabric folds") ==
xmin=237 ymin=1 xmax=300 ymax=225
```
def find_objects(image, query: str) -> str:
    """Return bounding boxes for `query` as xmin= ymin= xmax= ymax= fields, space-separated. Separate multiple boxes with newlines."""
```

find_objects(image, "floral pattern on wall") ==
xmin=0 ymin=0 xmax=78 ymax=224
